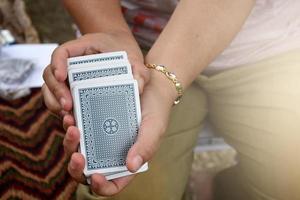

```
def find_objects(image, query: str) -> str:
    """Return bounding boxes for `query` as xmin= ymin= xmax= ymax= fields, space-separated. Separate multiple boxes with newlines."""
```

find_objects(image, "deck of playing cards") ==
xmin=67 ymin=51 xmax=148 ymax=182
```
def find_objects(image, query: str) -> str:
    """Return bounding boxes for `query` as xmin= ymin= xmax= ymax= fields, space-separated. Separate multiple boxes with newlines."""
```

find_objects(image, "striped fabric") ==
xmin=0 ymin=89 xmax=77 ymax=200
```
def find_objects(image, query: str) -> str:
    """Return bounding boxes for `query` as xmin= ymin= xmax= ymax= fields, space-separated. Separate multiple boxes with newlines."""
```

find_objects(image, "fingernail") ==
xmin=132 ymin=155 xmax=143 ymax=172
xmin=60 ymin=98 xmax=66 ymax=109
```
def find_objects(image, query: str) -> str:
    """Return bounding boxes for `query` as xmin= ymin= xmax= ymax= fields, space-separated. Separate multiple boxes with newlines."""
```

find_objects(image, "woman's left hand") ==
xmin=64 ymin=71 xmax=176 ymax=196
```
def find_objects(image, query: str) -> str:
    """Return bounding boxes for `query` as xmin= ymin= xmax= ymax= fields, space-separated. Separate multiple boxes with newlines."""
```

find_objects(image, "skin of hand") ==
xmin=42 ymin=31 xmax=149 ymax=116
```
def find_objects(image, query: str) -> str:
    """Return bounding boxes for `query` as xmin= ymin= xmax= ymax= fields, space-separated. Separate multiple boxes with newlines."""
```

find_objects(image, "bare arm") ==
xmin=146 ymin=0 xmax=255 ymax=101
xmin=62 ymin=0 xmax=130 ymax=34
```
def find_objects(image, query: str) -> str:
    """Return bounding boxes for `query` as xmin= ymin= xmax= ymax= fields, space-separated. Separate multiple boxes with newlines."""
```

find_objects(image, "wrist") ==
xmin=145 ymin=52 xmax=184 ymax=105
xmin=101 ymin=26 xmax=133 ymax=38
xmin=84 ymin=30 xmax=143 ymax=62
xmin=147 ymin=68 xmax=179 ymax=107
xmin=63 ymin=0 xmax=131 ymax=36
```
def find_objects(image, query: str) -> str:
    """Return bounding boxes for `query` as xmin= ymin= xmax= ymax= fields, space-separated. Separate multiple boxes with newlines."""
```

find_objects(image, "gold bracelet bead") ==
xmin=145 ymin=63 xmax=183 ymax=105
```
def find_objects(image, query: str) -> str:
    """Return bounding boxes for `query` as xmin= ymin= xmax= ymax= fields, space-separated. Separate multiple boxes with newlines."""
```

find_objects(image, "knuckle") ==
xmin=67 ymin=163 xmax=74 ymax=175
xmin=42 ymin=94 xmax=53 ymax=110
xmin=52 ymin=46 xmax=62 ymax=57
xmin=41 ymin=83 xmax=46 ymax=93
xmin=42 ymin=66 xmax=50 ymax=81
xmin=79 ymin=34 xmax=93 ymax=42
xmin=64 ymin=135 xmax=72 ymax=146
xmin=58 ymin=43 xmax=70 ymax=52
xmin=63 ymin=136 xmax=68 ymax=148
xmin=53 ymin=84 xmax=63 ymax=98
xmin=64 ymin=131 xmax=73 ymax=144
xmin=50 ymin=47 xmax=60 ymax=64
xmin=141 ymin=145 xmax=155 ymax=160
xmin=43 ymin=98 xmax=61 ymax=115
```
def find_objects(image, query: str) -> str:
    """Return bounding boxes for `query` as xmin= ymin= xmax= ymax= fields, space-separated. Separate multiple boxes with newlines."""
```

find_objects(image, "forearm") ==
xmin=62 ymin=0 xmax=145 ymax=70
xmin=62 ymin=0 xmax=131 ymax=34
xmin=146 ymin=0 xmax=255 ymax=99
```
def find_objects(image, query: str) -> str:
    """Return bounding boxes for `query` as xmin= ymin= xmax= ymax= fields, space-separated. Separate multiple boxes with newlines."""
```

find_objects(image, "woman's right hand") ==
xmin=42 ymin=31 xmax=150 ymax=120
xmin=42 ymin=31 xmax=150 ymax=190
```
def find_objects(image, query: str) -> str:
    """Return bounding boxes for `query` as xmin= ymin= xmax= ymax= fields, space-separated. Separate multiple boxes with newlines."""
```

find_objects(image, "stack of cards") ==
xmin=67 ymin=51 xmax=148 ymax=182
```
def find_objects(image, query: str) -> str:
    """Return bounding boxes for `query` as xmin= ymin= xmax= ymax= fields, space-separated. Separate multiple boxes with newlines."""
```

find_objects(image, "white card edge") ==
xmin=86 ymin=162 xmax=148 ymax=184
xmin=67 ymin=51 xmax=128 ymax=69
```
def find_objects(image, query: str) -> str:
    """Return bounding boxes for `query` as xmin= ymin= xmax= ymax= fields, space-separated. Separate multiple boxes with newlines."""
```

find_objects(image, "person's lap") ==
xmin=197 ymin=49 xmax=300 ymax=200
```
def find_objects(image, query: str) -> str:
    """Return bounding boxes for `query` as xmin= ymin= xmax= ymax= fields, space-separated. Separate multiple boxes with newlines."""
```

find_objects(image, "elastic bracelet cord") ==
xmin=145 ymin=63 xmax=183 ymax=105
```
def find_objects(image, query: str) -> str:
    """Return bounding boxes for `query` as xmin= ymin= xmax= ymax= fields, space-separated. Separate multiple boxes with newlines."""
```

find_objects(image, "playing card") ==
xmin=68 ymin=58 xmax=132 ymax=85
xmin=68 ymin=63 xmax=132 ymax=85
xmin=68 ymin=51 xmax=148 ymax=180
xmin=105 ymin=162 xmax=148 ymax=181
xmin=70 ymin=76 xmax=134 ymax=95
xmin=72 ymin=79 xmax=141 ymax=177
xmin=86 ymin=163 xmax=149 ymax=184
xmin=67 ymin=51 xmax=128 ymax=70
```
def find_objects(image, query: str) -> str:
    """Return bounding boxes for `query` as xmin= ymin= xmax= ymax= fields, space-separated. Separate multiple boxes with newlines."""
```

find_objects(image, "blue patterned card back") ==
xmin=68 ymin=51 xmax=126 ymax=68
xmin=71 ymin=66 xmax=128 ymax=82
xmin=78 ymin=83 xmax=139 ymax=170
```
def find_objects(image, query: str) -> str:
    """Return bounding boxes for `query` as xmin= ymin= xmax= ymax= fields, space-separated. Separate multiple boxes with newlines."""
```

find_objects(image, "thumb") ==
xmin=126 ymin=115 xmax=167 ymax=173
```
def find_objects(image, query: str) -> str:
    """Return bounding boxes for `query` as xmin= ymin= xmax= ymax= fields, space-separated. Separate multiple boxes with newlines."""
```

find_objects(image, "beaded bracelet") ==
xmin=145 ymin=63 xmax=183 ymax=105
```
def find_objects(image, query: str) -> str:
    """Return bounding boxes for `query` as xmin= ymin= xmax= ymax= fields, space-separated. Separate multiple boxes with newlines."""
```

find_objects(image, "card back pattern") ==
xmin=79 ymin=83 xmax=138 ymax=170
xmin=72 ymin=66 xmax=128 ymax=82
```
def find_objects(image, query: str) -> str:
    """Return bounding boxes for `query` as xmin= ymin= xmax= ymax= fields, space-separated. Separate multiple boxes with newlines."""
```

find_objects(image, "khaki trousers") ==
xmin=77 ymin=49 xmax=300 ymax=200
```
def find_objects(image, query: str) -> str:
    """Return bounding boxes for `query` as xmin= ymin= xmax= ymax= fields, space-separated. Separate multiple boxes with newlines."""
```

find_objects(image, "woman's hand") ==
xmin=42 ymin=31 xmax=149 ymax=118
xmin=42 ymin=30 xmax=178 ymax=196
xmin=63 ymin=70 xmax=176 ymax=196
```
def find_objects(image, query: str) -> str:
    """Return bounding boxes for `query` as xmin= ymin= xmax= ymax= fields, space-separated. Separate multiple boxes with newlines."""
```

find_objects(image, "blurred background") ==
xmin=0 ymin=1 xmax=236 ymax=199
xmin=23 ymin=0 xmax=75 ymax=43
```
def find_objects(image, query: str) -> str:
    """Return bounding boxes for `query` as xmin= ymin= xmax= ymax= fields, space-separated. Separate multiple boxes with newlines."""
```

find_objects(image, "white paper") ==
xmin=0 ymin=44 xmax=58 ymax=89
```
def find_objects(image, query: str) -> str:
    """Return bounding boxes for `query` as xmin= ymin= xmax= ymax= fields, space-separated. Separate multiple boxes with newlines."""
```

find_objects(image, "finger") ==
xmin=68 ymin=153 xmax=86 ymax=184
xmin=63 ymin=114 xmax=75 ymax=131
xmin=84 ymin=46 xmax=100 ymax=55
xmin=50 ymin=36 xmax=101 ymax=82
xmin=41 ymin=83 xmax=61 ymax=114
xmin=43 ymin=66 xmax=72 ymax=111
xmin=126 ymin=115 xmax=165 ymax=172
xmin=91 ymin=174 xmax=134 ymax=196
xmin=63 ymin=126 xmax=80 ymax=155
